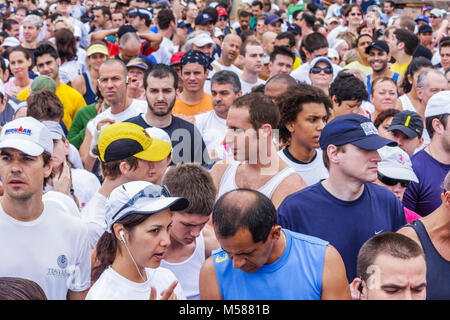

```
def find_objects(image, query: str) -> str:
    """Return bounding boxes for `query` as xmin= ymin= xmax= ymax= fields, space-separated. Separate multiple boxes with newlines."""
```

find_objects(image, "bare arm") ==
xmin=79 ymin=127 xmax=96 ymax=172
xmin=202 ymin=224 xmax=220 ymax=259
xmin=271 ymin=173 xmax=307 ymax=209
xmin=67 ymin=289 xmax=89 ymax=300
xmin=138 ymin=32 xmax=163 ymax=50
xmin=199 ymin=256 xmax=223 ymax=300
xmin=321 ymin=245 xmax=352 ymax=300
xmin=71 ymin=74 xmax=87 ymax=97
xmin=90 ymin=28 xmax=118 ymax=42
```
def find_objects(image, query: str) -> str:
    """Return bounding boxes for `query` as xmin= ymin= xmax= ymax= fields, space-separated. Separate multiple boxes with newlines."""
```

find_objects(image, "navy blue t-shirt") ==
xmin=277 ymin=181 xmax=407 ymax=281
xmin=403 ymin=149 xmax=450 ymax=217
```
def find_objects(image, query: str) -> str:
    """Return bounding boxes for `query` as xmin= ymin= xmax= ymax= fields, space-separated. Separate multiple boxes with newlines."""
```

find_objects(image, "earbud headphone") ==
xmin=119 ymin=230 xmax=126 ymax=243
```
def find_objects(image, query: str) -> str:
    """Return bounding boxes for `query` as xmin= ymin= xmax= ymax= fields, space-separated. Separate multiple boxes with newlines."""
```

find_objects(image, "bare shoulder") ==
xmin=199 ymin=256 xmax=223 ymax=300
xmin=397 ymin=223 xmax=421 ymax=246
xmin=271 ymin=172 xmax=307 ymax=209
xmin=209 ymin=158 xmax=232 ymax=190
xmin=203 ymin=224 xmax=220 ymax=259
xmin=321 ymin=244 xmax=351 ymax=300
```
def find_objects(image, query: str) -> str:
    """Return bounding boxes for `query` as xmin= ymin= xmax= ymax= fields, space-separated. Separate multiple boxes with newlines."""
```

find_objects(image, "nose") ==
xmin=190 ymin=226 xmax=201 ymax=238
xmin=160 ymin=228 xmax=171 ymax=247
xmin=372 ymin=150 xmax=382 ymax=162
xmin=231 ymin=255 xmax=246 ymax=269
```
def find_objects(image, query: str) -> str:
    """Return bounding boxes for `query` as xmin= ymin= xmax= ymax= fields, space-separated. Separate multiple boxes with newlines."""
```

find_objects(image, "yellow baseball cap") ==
xmin=87 ymin=43 xmax=109 ymax=57
xmin=97 ymin=122 xmax=172 ymax=162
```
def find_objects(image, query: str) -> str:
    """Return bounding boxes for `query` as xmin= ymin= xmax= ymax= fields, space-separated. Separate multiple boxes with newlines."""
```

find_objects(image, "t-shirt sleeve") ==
xmin=402 ymin=181 xmax=420 ymax=212
xmin=393 ymin=197 xmax=407 ymax=231
xmin=277 ymin=198 xmax=294 ymax=231
xmin=68 ymin=222 xmax=92 ymax=292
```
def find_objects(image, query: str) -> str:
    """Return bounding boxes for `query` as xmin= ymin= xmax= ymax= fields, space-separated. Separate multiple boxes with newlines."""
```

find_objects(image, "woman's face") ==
xmin=125 ymin=209 xmax=173 ymax=269
xmin=338 ymin=41 xmax=349 ymax=60
xmin=9 ymin=51 xmax=32 ymax=78
xmin=371 ymin=80 xmax=398 ymax=112
xmin=377 ymin=116 xmax=395 ymax=139
xmin=88 ymin=52 xmax=108 ymax=71
xmin=309 ymin=61 xmax=333 ymax=89
xmin=51 ymin=138 xmax=70 ymax=170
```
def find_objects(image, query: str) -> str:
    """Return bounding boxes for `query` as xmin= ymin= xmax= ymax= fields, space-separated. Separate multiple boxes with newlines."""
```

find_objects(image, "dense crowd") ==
xmin=0 ymin=0 xmax=448 ymax=301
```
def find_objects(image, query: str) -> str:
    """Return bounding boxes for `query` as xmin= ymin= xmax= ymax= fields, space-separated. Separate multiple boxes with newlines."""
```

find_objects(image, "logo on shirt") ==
xmin=215 ymin=252 xmax=228 ymax=263
xmin=57 ymin=255 xmax=68 ymax=269
xmin=374 ymin=230 xmax=383 ymax=235
xmin=47 ymin=254 xmax=70 ymax=280
xmin=4 ymin=126 xmax=32 ymax=136
xmin=360 ymin=122 xmax=378 ymax=136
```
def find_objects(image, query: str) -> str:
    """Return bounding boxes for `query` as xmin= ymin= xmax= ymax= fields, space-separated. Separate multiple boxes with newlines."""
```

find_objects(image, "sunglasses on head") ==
xmin=310 ymin=66 xmax=333 ymax=74
xmin=377 ymin=172 xmax=410 ymax=188
xmin=112 ymin=184 xmax=171 ymax=220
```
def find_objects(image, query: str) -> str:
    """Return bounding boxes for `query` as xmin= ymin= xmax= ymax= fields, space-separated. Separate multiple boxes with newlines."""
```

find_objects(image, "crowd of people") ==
xmin=0 ymin=0 xmax=448 ymax=301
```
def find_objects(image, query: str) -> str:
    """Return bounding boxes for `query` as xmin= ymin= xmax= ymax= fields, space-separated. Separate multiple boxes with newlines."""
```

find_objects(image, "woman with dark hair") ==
xmin=5 ymin=46 xmax=32 ymax=97
xmin=87 ymin=181 xmax=188 ymax=300
xmin=54 ymin=28 xmax=84 ymax=86
xmin=397 ymin=57 xmax=432 ymax=112
xmin=0 ymin=277 xmax=47 ymax=300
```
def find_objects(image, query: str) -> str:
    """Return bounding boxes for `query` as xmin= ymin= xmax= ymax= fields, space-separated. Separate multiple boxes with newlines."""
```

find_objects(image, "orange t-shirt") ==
xmin=172 ymin=93 xmax=213 ymax=117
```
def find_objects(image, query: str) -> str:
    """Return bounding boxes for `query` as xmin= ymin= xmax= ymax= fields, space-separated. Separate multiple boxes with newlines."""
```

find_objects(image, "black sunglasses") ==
xmin=310 ymin=66 xmax=333 ymax=74
xmin=112 ymin=184 xmax=171 ymax=220
xmin=377 ymin=172 xmax=410 ymax=188
xmin=219 ymin=16 xmax=228 ymax=21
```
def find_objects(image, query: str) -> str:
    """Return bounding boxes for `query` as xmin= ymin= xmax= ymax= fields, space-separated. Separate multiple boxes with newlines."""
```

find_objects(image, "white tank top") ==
xmin=160 ymin=232 xmax=205 ymax=300
xmin=399 ymin=94 xmax=416 ymax=112
xmin=218 ymin=160 xmax=296 ymax=199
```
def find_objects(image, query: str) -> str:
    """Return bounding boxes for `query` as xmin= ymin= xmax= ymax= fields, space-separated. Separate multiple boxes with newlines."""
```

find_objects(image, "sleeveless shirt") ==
xmin=407 ymin=219 xmax=450 ymax=300
xmin=218 ymin=160 xmax=296 ymax=199
xmin=82 ymin=72 xmax=98 ymax=105
xmin=160 ymin=232 xmax=205 ymax=300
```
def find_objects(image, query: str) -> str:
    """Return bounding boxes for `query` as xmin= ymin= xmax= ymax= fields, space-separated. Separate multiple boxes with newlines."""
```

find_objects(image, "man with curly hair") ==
xmin=277 ymin=83 xmax=332 ymax=186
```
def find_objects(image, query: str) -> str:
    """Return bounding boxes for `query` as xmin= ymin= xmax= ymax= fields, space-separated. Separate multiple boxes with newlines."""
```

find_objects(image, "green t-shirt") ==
xmin=67 ymin=103 xmax=98 ymax=149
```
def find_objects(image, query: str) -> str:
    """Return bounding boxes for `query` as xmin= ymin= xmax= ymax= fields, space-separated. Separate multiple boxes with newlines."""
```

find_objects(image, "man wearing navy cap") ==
xmin=129 ymin=8 xmax=153 ymax=34
xmin=195 ymin=12 xmax=215 ymax=36
xmin=265 ymin=13 xmax=282 ymax=34
xmin=278 ymin=114 xmax=407 ymax=282
xmin=415 ymin=14 xmax=430 ymax=28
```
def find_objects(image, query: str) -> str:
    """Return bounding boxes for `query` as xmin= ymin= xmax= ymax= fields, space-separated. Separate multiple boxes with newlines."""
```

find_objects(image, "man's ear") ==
xmin=350 ymin=277 xmax=363 ymax=300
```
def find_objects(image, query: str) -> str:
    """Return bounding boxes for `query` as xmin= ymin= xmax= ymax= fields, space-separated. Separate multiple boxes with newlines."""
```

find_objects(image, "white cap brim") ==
xmin=0 ymin=139 xmax=45 ymax=156
xmin=378 ymin=166 xmax=419 ymax=183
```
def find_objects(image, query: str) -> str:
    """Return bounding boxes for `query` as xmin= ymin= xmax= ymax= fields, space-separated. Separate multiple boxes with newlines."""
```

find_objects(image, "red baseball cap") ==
xmin=170 ymin=52 xmax=185 ymax=65
xmin=217 ymin=7 xmax=228 ymax=17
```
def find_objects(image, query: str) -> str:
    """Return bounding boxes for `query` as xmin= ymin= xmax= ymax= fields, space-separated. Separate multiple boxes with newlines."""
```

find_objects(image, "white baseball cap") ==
xmin=191 ymin=32 xmax=214 ymax=47
xmin=377 ymin=146 xmax=418 ymax=183
xmin=105 ymin=181 xmax=189 ymax=233
xmin=0 ymin=117 xmax=53 ymax=156
xmin=424 ymin=90 xmax=450 ymax=118
xmin=1 ymin=37 xmax=20 ymax=48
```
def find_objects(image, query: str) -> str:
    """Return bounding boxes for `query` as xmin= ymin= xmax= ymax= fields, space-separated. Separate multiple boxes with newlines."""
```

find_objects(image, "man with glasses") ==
xmin=429 ymin=8 xmax=446 ymax=37
xmin=403 ymin=91 xmax=450 ymax=217
xmin=398 ymin=170 xmax=450 ymax=300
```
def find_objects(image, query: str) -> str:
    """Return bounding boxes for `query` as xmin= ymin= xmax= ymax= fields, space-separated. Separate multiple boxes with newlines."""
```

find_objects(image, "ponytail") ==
xmin=91 ymin=231 xmax=118 ymax=283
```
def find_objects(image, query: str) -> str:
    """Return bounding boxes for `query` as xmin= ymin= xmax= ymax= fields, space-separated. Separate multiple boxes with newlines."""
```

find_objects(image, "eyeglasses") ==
xmin=112 ymin=184 xmax=172 ymax=220
xmin=350 ymin=13 xmax=362 ymax=16
xmin=310 ymin=66 xmax=333 ymax=74
xmin=377 ymin=172 xmax=410 ymax=188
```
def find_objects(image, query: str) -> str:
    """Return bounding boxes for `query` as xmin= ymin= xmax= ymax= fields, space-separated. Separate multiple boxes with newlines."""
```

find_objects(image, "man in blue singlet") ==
xmin=199 ymin=188 xmax=351 ymax=300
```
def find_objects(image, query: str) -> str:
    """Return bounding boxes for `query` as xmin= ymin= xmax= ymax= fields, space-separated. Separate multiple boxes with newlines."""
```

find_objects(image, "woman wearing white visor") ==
xmin=375 ymin=146 xmax=421 ymax=223
xmin=87 ymin=180 xmax=188 ymax=300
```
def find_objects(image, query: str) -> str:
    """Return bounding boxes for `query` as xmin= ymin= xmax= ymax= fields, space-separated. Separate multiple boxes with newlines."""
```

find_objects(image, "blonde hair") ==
xmin=53 ymin=17 xmax=74 ymax=33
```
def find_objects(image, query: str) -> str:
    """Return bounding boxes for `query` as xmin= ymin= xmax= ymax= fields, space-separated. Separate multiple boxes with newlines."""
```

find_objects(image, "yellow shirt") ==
xmin=293 ymin=56 xmax=302 ymax=71
xmin=389 ymin=59 xmax=412 ymax=76
xmin=343 ymin=61 xmax=373 ymax=76
xmin=17 ymin=83 xmax=87 ymax=130
xmin=172 ymin=93 xmax=213 ymax=117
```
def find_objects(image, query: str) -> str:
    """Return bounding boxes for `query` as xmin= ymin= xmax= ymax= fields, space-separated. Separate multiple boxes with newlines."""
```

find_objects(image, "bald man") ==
xmin=205 ymin=34 xmax=243 ymax=94
xmin=264 ymin=74 xmax=298 ymax=102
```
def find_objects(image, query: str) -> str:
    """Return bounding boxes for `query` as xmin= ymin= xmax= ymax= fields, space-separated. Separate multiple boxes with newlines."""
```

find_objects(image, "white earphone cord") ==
xmin=123 ymin=241 xmax=147 ymax=282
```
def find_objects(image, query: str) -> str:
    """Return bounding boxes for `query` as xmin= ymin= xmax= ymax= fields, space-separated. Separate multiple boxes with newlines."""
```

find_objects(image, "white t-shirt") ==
xmin=204 ymin=61 xmax=243 ymax=94
xmin=43 ymin=191 xmax=81 ymax=218
xmin=195 ymin=110 xmax=232 ymax=161
xmin=81 ymin=192 xmax=107 ymax=250
xmin=152 ymin=37 xmax=176 ymax=65
xmin=44 ymin=168 xmax=101 ymax=210
xmin=240 ymin=76 xmax=266 ymax=95
xmin=86 ymin=266 xmax=186 ymax=300
xmin=278 ymin=148 xmax=329 ymax=186
xmin=0 ymin=201 xmax=91 ymax=300
xmin=59 ymin=60 xmax=85 ymax=85
xmin=87 ymin=99 xmax=148 ymax=136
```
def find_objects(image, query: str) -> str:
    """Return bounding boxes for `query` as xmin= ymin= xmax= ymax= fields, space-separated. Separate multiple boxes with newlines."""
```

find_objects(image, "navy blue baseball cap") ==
xmin=195 ymin=13 xmax=214 ymax=26
xmin=319 ymin=114 xmax=397 ymax=150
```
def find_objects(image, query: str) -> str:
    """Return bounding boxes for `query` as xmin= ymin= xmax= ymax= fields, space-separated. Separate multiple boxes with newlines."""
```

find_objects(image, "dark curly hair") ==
xmin=277 ymin=83 xmax=332 ymax=142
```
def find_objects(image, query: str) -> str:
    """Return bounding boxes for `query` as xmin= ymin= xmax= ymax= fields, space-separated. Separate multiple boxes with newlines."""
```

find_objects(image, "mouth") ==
xmin=8 ymin=178 xmax=26 ymax=186
xmin=153 ymin=252 xmax=166 ymax=261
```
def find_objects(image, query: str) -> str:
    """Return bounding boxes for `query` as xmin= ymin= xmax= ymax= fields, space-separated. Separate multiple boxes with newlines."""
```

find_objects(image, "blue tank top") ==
xmin=367 ymin=72 xmax=400 ymax=101
xmin=212 ymin=229 xmax=329 ymax=300
xmin=82 ymin=72 xmax=98 ymax=105
xmin=408 ymin=219 xmax=450 ymax=300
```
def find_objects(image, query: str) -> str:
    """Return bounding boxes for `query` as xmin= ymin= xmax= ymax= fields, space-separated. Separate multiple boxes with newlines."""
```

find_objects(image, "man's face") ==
xmin=13 ymin=9 xmax=27 ymax=24
xmin=269 ymin=54 xmax=294 ymax=77
xmin=263 ymin=34 xmax=276 ymax=55
xmin=274 ymin=38 xmax=292 ymax=52
xmin=222 ymin=36 xmax=242 ymax=64
xmin=332 ymin=99 xmax=364 ymax=118
xmin=367 ymin=48 xmax=389 ymax=72
xmin=239 ymin=16 xmax=251 ymax=31
xmin=251 ymin=5 xmax=262 ymax=18
xmin=98 ymin=63 xmax=127 ymax=105
xmin=23 ymin=23 xmax=40 ymax=43
xmin=360 ymin=254 xmax=426 ymax=300
xmin=264 ymin=81 xmax=289 ymax=102
xmin=128 ymin=157 xmax=171 ymax=184
xmin=93 ymin=9 xmax=106 ymax=28
xmin=211 ymin=82 xmax=239 ymax=119
xmin=186 ymin=3 xmax=199 ymax=20
xmin=215 ymin=226 xmax=278 ymax=273
xmin=347 ymin=7 xmax=363 ymax=27
xmin=56 ymin=1 xmax=72 ymax=16
xmin=120 ymin=42 xmax=140 ymax=63
xmin=181 ymin=63 xmax=207 ymax=93
xmin=170 ymin=212 xmax=210 ymax=245
xmin=112 ymin=13 xmax=125 ymax=28
xmin=6 ymin=23 xmax=20 ymax=38
xmin=244 ymin=45 xmax=264 ymax=74
xmin=226 ymin=106 xmax=256 ymax=162
xmin=0 ymin=148 xmax=52 ymax=201
xmin=198 ymin=22 xmax=214 ymax=36
xmin=145 ymin=75 xmax=177 ymax=117
xmin=193 ymin=43 xmax=213 ymax=57
xmin=357 ymin=35 xmax=372 ymax=60
xmin=389 ymin=130 xmax=422 ymax=156
xmin=335 ymin=143 xmax=382 ymax=183
xmin=383 ymin=2 xmax=394 ymax=14
xmin=440 ymin=46 xmax=450 ymax=71
xmin=287 ymin=102 xmax=328 ymax=150
xmin=417 ymin=72 xmax=448 ymax=106
xmin=36 ymin=54 xmax=60 ymax=81
xmin=267 ymin=21 xmax=282 ymax=34
xmin=418 ymin=31 xmax=432 ymax=46
xmin=256 ymin=19 xmax=266 ymax=35
xmin=429 ymin=14 xmax=442 ymax=28
xmin=306 ymin=46 xmax=328 ymax=62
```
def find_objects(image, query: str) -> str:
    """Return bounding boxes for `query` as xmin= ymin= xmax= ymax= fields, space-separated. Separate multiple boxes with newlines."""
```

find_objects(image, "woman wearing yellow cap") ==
xmin=72 ymin=41 xmax=109 ymax=105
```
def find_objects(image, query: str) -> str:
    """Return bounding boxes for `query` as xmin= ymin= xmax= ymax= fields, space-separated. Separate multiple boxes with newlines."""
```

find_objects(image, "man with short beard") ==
xmin=366 ymin=40 xmax=401 ymax=100
xmin=126 ymin=64 xmax=211 ymax=167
